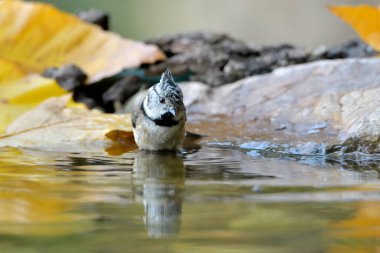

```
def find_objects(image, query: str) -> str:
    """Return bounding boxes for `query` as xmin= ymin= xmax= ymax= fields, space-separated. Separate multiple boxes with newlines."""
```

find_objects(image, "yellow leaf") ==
xmin=0 ymin=74 xmax=67 ymax=133
xmin=0 ymin=59 xmax=26 ymax=82
xmin=0 ymin=0 xmax=166 ymax=83
xmin=0 ymin=95 xmax=134 ymax=153
xmin=329 ymin=5 xmax=380 ymax=51
xmin=0 ymin=74 xmax=66 ymax=104
xmin=0 ymin=0 xmax=165 ymax=133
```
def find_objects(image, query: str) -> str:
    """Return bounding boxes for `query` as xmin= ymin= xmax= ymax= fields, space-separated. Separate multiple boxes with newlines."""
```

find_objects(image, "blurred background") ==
xmin=33 ymin=0 xmax=379 ymax=49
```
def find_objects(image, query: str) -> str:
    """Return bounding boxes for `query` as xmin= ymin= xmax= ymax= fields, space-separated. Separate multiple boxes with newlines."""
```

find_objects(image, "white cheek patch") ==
xmin=143 ymin=97 xmax=157 ymax=119
xmin=144 ymin=91 xmax=168 ymax=120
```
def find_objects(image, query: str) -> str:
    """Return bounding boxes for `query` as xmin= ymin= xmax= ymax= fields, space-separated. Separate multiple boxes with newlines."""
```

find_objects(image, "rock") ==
xmin=325 ymin=39 xmax=377 ymax=59
xmin=146 ymin=32 xmax=309 ymax=87
xmin=43 ymin=64 xmax=88 ymax=91
xmin=72 ymin=73 xmax=142 ymax=112
xmin=310 ymin=39 xmax=376 ymax=61
xmin=102 ymin=76 xmax=142 ymax=109
xmin=146 ymin=32 xmax=376 ymax=88
xmin=337 ymin=88 xmax=380 ymax=154
xmin=76 ymin=9 xmax=109 ymax=30
xmin=182 ymin=58 xmax=380 ymax=155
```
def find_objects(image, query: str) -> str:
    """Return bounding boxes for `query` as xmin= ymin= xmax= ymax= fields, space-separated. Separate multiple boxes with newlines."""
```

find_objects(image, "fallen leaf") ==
xmin=0 ymin=74 xmax=67 ymax=133
xmin=0 ymin=0 xmax=165 ymax=83
xmin=0 ymin=95 xmax=134 ymax=153
xmin=105 ymin=130 xmax=138 ymax=155
xmin=0 ymin=59 xmax=26 ymax=82
xmin=0 ymin=0 xmax=165 ymax=134
xmin=329 ymin=5 xmax=380 ymax=51
xmin=0 ymin=75 xmax=66 ymax=104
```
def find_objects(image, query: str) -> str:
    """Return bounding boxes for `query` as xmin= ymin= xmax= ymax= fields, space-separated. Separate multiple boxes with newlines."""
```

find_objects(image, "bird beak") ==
xmin=168 ymin=107 xmax=176 ymax=117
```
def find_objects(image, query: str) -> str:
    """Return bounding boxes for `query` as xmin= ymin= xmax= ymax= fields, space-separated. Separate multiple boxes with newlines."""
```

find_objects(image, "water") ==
xmin=0 ymin=145 xmax=379 ymax=253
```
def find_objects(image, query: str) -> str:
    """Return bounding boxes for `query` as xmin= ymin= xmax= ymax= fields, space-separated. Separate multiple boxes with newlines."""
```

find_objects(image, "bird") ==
xmin=132 ymin=69 xmax=186 ymax=151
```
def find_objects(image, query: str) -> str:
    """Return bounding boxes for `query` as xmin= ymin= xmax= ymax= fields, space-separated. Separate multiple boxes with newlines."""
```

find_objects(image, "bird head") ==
xmin=142 ymin=69 xmax=186 ymax=127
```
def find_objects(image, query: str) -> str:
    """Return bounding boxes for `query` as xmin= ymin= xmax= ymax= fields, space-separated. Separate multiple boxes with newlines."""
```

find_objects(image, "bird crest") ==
xmin=160 ymin=68 xmax=176 ymax=87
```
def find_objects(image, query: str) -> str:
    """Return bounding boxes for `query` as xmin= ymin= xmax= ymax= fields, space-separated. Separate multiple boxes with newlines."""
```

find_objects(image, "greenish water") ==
xmin=0 ymin=145 xmax=379 ymax=253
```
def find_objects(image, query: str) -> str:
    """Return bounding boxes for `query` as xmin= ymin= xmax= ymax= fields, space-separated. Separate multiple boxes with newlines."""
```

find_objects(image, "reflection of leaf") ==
xmin=0 ymin=0 xmax=165 ymax=83
xmin=0 ymin=95 xmax=133 ymax=152
xmin=0 ymin=75 xmax=67 ymax=133
xmin=329 ymin=5 xmax=380 ymax=51
xmin=329 ymin=201 xmax=380 ymax=253
xmin=0 ymin=147 xmax=95 ymax=236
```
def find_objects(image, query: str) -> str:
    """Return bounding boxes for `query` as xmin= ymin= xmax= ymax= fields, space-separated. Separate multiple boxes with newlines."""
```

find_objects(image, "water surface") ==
xmin=0 ymin=145 xmax=379 ymax=253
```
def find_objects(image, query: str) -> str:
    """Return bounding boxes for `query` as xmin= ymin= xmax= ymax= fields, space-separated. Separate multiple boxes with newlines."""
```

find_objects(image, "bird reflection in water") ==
xmin=133 ymin=151 xmax=185 ymax=238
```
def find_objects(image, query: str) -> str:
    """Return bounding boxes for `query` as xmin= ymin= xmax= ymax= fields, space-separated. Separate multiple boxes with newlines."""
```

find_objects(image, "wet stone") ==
xmin=239 ymin=141 xmax=326 ymax=156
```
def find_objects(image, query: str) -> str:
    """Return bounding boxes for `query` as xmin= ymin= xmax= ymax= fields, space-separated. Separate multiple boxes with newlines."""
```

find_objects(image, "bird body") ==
xmin=132 ymin=69 xmax=186 ymax=151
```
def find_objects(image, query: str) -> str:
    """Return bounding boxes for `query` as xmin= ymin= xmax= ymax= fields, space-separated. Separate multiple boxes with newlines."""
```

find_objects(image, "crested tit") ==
xmin=132 ymin=69 xmax=186 ymax=151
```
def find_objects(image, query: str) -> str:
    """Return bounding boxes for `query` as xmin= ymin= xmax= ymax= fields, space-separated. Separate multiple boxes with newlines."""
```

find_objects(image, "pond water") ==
xmin=0 ymin=144 xmax=379 ymax=253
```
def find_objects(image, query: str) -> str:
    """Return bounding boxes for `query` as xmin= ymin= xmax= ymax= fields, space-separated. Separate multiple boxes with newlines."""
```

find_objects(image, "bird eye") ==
xmin=159 ymin=97 xmax=165 ymax=104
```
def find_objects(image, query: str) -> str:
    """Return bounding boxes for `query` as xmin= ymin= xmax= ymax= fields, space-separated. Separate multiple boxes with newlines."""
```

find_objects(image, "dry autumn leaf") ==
xmin=0 ymin=95 xmax=135 ymax=153
xmin=329 ymin=5 xmax=380 ymax=51
xmin=0 ymin=59 xmax=25 ymax=82
xmin=0 ymin=0 xmax=165 ymax=133
xmin=0 ymin=0 xmax=165 ymax=83
xmin=105 ymin=130 xmax=138 ymax=155
xmin=0 ymin=74 xmax=67 ymax=133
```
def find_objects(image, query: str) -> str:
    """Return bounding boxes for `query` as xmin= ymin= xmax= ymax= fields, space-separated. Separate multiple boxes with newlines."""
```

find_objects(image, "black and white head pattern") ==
xmin=142 ymin=69 xmax=185 ymax=127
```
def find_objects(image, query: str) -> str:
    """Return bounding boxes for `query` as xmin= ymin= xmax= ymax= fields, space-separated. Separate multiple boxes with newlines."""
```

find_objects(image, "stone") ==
xmin=338 ymin=88 xmax=380 ymax=154
xmin=182 ymin=58 xmax=380 ymax=155
xmin=325 ymin=39 xmax=377 ymax=59
xmin=42 ymin=64 xmax=88 ymax=91
xmin=146 ymin=32 xmax=376 ymax=89
xmin=102 ymin=76 xmax=142 ymax=109
xmin=146 ymin=32 xmax=309 ymax=87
